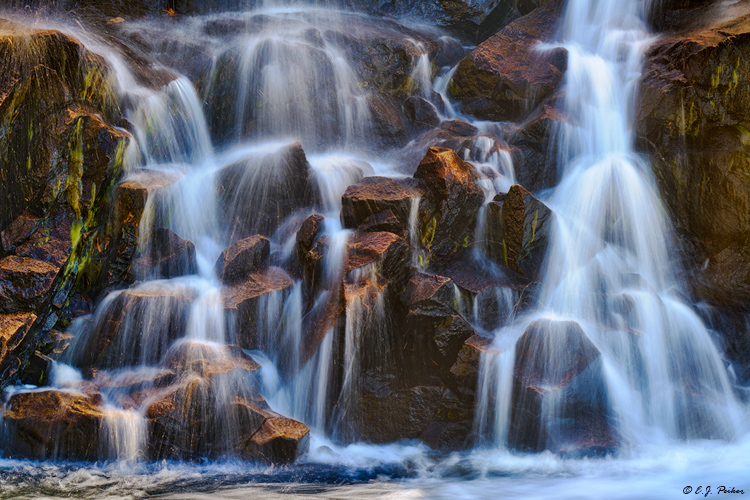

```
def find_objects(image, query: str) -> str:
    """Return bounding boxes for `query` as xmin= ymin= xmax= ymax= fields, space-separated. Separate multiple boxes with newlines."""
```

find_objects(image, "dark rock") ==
xmin=1 ymin=389 xmax=106 ymax=460
xmin=296 ymin=214 xmax=325 ymax=255
xmin=345 ymin=232 xmax=409 ymax=286
xmin=404 ymin=96 xmax=440 ymax=131
xmin=341 ymin=176 xmax=426 ymax=231
xmin=217 ymin=142 xmax=320 ymax=241
xmin=508 ymin=318 xmax=617 ymax=455
xmin=367 ymin=94 xmax=410 ymax=147
xmin=215 ymin=235 xmax=270 ymax=284
xmin=450 ymin=334 xmax=493 ymax=398
xmin=448 ymin=0 xmax=566 ymax=121
xmin=637 ymin=10 xmax=750 ymax=307
xmin=414 ymin=147 xmax=486 ymax=259
xmin=405 ymin=303 xmax=476 ymax=376
xmin=223 ymin=267 xmax=294 ymax=351
xmin=487 ymin=184 xmax=553 ymax=278
xmin=359 ymin=210 xmax=407 ymax=237
xmin=130 ymin=228 xmax=198 ymax=280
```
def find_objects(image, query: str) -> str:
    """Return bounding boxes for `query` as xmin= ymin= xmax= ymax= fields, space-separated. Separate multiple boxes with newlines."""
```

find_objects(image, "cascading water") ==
xmin=476 ymin=0 xmax=746 ymax=452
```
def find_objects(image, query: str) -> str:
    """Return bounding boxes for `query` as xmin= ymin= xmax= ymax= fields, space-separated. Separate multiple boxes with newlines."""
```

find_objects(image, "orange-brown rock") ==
xmin=341 ymin=177 xmax=426 ymax=231
xmin=214 ymin=235 xmax=270 ymax=284
xmin=450 ymin=334 xmax=494 ymax=397
xmin=345 ymin=232 xmax=409 ymax=286
xmin=414 ymin=147 xmax=486 ymax=258
xmin=448 ymin=0 xmax=565 ymax=121
xmin=0 ymin=312 xmax=37 ymax=369
xmin=1 ymin=389 xmax=106 ymax=460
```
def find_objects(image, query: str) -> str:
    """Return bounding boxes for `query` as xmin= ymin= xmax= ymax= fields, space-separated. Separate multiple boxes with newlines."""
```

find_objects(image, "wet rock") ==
xmin=648 ymin=0 xmax=716 ymax=33
xmin=636 ymin=10 xmax=750 ymax=307
xmin=161 ymin=341 xmax=261 ymax=381
xmin=402 ymin=272 xmax=456 ymax=310
xmin=346 ymin=231 xmax=409 ymax=286
xmin=358 ymin=210 xmax=407 ymax=237
xmin=75 ymin=284 xmax=199 ymax=369
xmin=448 ymin=0 xmax=566 ymax=122
xmin=509 ymin=318 xmax=617 ymax=456
xmin=487 ymin=184 xmax=553 ymax=279
xmin=367 ymin=94 xmax=410 ymax=147
xmin=450 ymin=334 xmax=493 ymax=398
xmin=223 ymin=267 xmax=294 ymax=351
xmin=405 ymin=303 xmax=476 ymax=376
xmin=0 ymin=312 xmax=37 ymax=369
xmin=217 ymin=142 xmax=320 ymax=241
xmin=414 ymin=147 xmax=486 ymax=259
xmin=341 ymin=177 xmax=427 ymax=232
xmin=215 ymin=235 xmax=270 ymax=284
xmin=296 ymin=214 xmax=325 ymax=255
xmin=1 ymin=389 xmax=105 ymax=460
xmin=103 ymin=170 xmax=180 ymax=289
xmin=130 ymin=228 xmax=198 ymax=280
xmin=0 ymin=256 xmax=60 ymax=314
xmin=296 ymin=215 xmax=326 ymax=291
xmin=403 ymin=96 xmax=440 ymax=131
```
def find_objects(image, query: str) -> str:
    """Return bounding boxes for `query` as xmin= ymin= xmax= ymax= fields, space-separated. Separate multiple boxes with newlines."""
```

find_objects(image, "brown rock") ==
xmin=214 ymin=235 xmax=270 ymax=284
xmin=489 ymin=184 xmax=554 ymax=278
xmin=223 ymin=267 xmax=294 ymax=350
xmin=231 ymin=399 xmax=310 ymax=463
xmin=403 ymin=96 xmax=440 ymax=131
xmin=1 ymin=389 xmax=105 ymax=460
xmin=450 ymin=334 xmax=494 ymax=397
xmin=0 ymin=312 xmax=37 ymax=368
xmin=345 ymin=232 xmax=409 ymax=286
xmin=0 ymin=256 xmax=59 ymax=314
xmin=341 ymin=177 xmax=426 ymax=231
xmin=414 ymin=147 xmax=486 ymax=259
xmin=449 ymin=0 xmax=566 ymax=121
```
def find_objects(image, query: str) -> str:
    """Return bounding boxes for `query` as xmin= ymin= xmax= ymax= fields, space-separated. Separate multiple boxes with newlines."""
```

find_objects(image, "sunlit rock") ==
xmin=0 ymin=312 xmax=37 ymax=369
xmin=0 ymin=256 xmax=59 ymax=314
xmin=448 ymin=0 xmax=566 ymax=121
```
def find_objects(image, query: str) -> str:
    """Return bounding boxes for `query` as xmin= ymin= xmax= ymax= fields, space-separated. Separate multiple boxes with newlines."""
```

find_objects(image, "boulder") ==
xmin=448 ymin=0 xmax=566 ymax=121
xmin=222 ymin=267 xmax=294 ymax=351
xmin=214 ymin=235 xmax=270 ymax=284
xmin=130 ymin=227 xmax=197 ymax=280
xmin=1 ymin=389 xmax=106 ymax=460
xmin=637 ymin=9 xmax=750 ymax=307
xmin=405 ymin=303 xmax=476 ymax=376
xmin=414 ymin=147 xmax=486 ymax=259
xmin=486 ymin=185 xmax=554 ymax=278
xmin=0 ymin=312 xmax=37 ymax=369
xmin=403 ymin=96 xmax=440 ymax=132
xmin=450 ymin=333 xmax=494 ymax=398
xmin=508 ymin=319 xmax=617 ymax=456
xmin=0 ymin=256 xmax=60 ymax=314
xmin=341 ymin=177 xmax=427 ymax=231
xmin=216 ymin=142 xmax=320 ymax=241
xmin=345 ymin=231 xmax=409 ymax=286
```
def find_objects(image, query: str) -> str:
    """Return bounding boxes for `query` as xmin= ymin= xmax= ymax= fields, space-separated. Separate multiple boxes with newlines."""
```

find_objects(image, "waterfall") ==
xmin=477 ymin=0 xmax=745 ymax=451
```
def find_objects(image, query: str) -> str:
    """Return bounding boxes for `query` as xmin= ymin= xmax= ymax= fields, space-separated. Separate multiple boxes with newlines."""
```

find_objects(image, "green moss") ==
xmin=421 ymin=216 xmax=437 ymax=250
xmin=66 ymin=117 xmax=84 ymax=219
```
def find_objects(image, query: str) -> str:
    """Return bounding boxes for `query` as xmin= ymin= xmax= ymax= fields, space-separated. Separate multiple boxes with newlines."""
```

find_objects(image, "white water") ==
xmin=477 ymin=0 xmax=747 ymax=450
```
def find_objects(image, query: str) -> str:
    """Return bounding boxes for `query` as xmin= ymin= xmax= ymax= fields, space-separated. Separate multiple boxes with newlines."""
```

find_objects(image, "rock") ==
xmin=367 ymin=94 xmax=410 ymax=147
xmin=341 ymin=177 xmax=427 ymax=232
xmin=296 ymin=215 xmax=327 ymax=292
xmin=403 ymin=96 xmax=440 ymax=131
xmin=636 ymin=9 xmax=750 ymax=307
xmin=214 ymin=235 xmax=270 ymax=284
xmin=130 ymin=228 xmax=198 ymax=280
xmin=1 ymin=389 xmax=106 ymax=460
xmin=0 ymin=256 xmax=60 ymax=314
xmin=74 ymin=284 xmax=199 ymax=369
xmin=103 ymin=170 xmax=180 ymax=289
xmin=450 ymin=334 xmax=494 ymax=398
xmin=0 ymin=312 xmax=37 ymax=369
xmin=345 ymin=231 xmax=409 ymax=286
xmin=414 ymin=147 xmax=486 ymax=259
xmin=448 ymin=0 xmax=566 ymax=122
xmin=358 ymin=210 xmax=407 ymax=237
xmin=296 ymin=214 xmax=325 ymax=255
xmin=508 ymin=319 xmax=617 ymax=455
xmin=648 ymin=0 xmax=717 ymax=33
xmin=403 ymin=272 xmax=457 ymax=309
xmin=487 ymin=185 xmax=553 ymax=278
xmin=217 ymin=142 xmax=320 ymax=241
xmin=405 ymin=303 xmax=476 ymax=376
xmin=161 ymin=341 xmax=261 ymax=381
xmin=223 ymin=267 xmax=294 ymax=351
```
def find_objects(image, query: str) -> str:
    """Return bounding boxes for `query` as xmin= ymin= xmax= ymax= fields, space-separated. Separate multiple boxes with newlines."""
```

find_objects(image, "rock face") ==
xmin=509 ymin=319 xmax=617 ymax=456
xmin=414 ymin=147 xmax=486 ymax=260
xmin=486 ymin=185 xmax=553 ymax=279
xmin=637 ymin=9 xmax=750 ymax=308
xmin=448 ymin=0 xmax=565 ymax=121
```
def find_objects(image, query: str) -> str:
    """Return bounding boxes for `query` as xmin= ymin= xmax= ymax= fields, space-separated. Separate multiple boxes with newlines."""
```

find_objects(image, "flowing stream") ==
xmin=1 ymin=0 xmax=749 ymax=498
